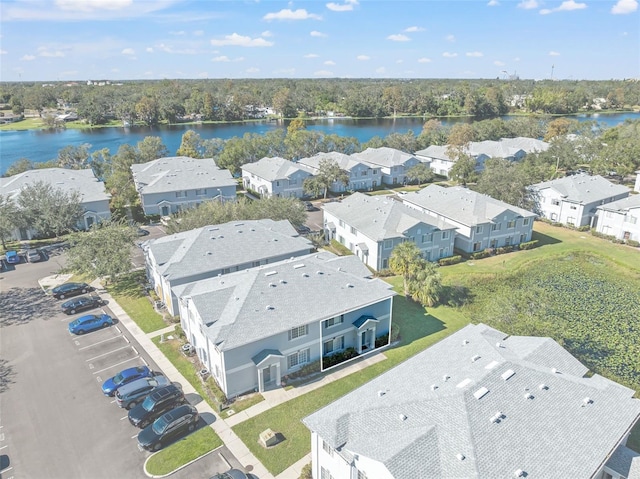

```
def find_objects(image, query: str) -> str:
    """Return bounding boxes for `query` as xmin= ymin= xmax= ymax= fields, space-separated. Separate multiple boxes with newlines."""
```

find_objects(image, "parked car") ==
xmin=51 ymin=282 xmax=91 ymax=299
xmin=295 ymin=225 xmax=311 ymax=235
xmin=102 ymin=366 xmax=152 ymax=396
xmin=137 ymin=404 xmax=199 ymax=451
xmin=128 ymin=384 xmax=185 ymax=428
xmin=116 ymin=374 xmax=171 ymax=409
xmin=210 ymin=469 xmax=257 ymax=479
xmin=26 ymin=249 xmax=42 ymax=263
xmin=68 ymin=313 xmax=113 ymax=335
xmin=136 ymin=227 xmax=150 ymax=237
xmin=61 ymin=295 xmax=104 ymax=315
xmin=304 ymin=201 xmax=316 ymax=211
xmin=5 ymin=251 xmax=20 ymax=264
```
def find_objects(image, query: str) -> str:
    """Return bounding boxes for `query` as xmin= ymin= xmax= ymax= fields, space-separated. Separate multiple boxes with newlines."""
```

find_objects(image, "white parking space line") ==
xmin=131 ymin=434 xmax=138 ymax=439
xmin=92 ymin=356 xmax=139 ymax=375
xmin=115 ymin=326 xmax=122 ymax=334
xmin=78 ymin=335 xmax=122 ymax=351
xmin=141 ymin=357 xmax=149 ymax=366
xmin=110 ymin=399 xmax=117 ymax=404
xmin=120 ymin=416 xmax=129 ymax=421
xmin=85 ymin=345 xmax=132 ymax=362
xmin=0 ymin=466 xmax=13 ymax=474
xmin=0 ymin=445 xmax=7 ymax=450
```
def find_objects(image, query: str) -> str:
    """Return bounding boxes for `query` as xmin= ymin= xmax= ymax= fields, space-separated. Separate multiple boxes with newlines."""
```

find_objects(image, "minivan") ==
xmin=115 ymin=374 xmax=171 ymax=409
xmin=128 ymin=384 xmax=185 ymax=428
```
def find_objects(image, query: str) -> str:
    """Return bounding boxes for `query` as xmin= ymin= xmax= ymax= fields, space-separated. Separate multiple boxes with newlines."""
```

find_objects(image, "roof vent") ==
xmin=302 ymin=273 xmax=309 ymax=278
xmin=431 ymin=384 xmax=438 ymax=391
xmin=524 ymin=392 xmax=534 ymax=400
xmin=293 ymin=264 xmax=305 ymax=269
xmin=496 ymin=342 xmax=503 ymax=348
xmin=582 ymin=397 xmax=593 ymax=406
xmin=443 ymin=374 xmax=450 ymax=382
xmin=551 ymin=368 xmax=558 ymax=374
xmin=399 ymin=414 xmax=407 ymax=421
xmin=514 ymin=469 xmax=525 ymax=478
xmin=316 ymin=271 xmax=324 ymax=275
xmin=456 ymin=453 xmax=465 ymax=461
xmin=539 ymin=384 xmax=548 ymax=390
xmin=473 ymin=387 xmax=489 ymax=400
xmin=269 ymin=283 xmax=276 ymax=288
xmin=456 ymin=378 xmax=472 ymax=389
xmin=485 ymin=360 xmax=500 ymax=370
xmin=346 ymin=283 xmax=354 ymax=288
xmin=378 ymin=390 xmax=385 ymax=397
xmin=205 ymin=251 xmax=212 ymax=256
xmin=265 ymin=305 xmax=274 ymax=311
xmin=490 ymin=411 xmax=504 ymax=423
xmin=501 ymin=369 xmax=515 ymax=381
xmin=462 ymin=339 xmax=469 ymax=345
xmin=471 ymin=355 xmax=481 ymax=362
xmin=279 ymin=279 xmax=287 ymax=284
xmin=265 ymin=271 xmax=278 ymax=277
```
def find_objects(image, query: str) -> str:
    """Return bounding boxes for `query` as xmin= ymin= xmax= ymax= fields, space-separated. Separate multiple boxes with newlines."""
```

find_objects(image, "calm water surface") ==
xmin=1 ymin=112 xmax=639 ymax=175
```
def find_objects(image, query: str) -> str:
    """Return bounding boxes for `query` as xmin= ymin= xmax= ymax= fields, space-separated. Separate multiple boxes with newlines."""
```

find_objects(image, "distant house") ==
xmin=175 ymin=252 xmax=396 ymax=397
xmin=416 ymin=138 xmax=548 ymax=178
xmin=634 ymin=171 xmax=640 ymax=193
xmin=595 ymin=194 xmax=640 ymax=242
xmin=303 ymin=323 xmax=640 ymax=479
xmin=529 ymin=174 xmax=630 ymax=227
xmin=0 ymin=167 xmax=111 ymax=240
xmin=402 ymin=185 xmax=536 ymax=254
xmin=241 ymin=156 xmax=315 ymax=198
xmin=143 ymin=219 xmax=314 ymax=316
xmin=298 ymin=152 xmax=381 ymax=193
xmin=0 ymin=113 xmax=24 ymax=124
xmin=323 ymin=193 xmax=456 ymax=270
xmin=131 ymin=156 xmax=236 ymax=217
xmin=352 ymin=147 xmax=421 ymax=186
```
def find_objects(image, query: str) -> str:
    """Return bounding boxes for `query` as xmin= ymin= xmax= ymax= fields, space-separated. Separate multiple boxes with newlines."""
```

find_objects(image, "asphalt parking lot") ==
xmin=0 ymin=255 xmax=245 ymax=479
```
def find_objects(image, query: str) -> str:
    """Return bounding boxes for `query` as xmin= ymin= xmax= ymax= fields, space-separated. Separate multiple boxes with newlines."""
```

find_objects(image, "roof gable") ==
xmin=530 ymin=174 xmax=630 ymax=204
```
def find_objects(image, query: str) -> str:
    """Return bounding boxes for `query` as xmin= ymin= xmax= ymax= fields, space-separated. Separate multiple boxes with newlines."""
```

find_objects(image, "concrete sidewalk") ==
xmin=96 ymin=279 xmax=388 ymax=479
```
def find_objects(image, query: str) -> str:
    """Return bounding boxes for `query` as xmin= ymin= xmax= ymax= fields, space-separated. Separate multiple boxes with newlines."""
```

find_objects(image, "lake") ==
xmin=1 ymin=112 xmax=639 ymax=176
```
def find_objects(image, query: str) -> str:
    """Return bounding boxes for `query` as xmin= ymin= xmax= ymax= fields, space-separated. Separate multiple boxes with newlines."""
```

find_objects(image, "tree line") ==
xmin=1 ymin=78 xmax=638 ymax=127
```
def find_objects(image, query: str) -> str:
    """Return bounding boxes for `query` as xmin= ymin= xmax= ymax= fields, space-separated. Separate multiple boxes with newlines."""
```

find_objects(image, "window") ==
xmin=373 ymin=169 xmax=378 ymax=175
xmin=475 ymin=226 xmax=483 ymax=234
xmin=324 ymin=315 xmax=344 ymax=328
xmin=473 ymin=242 xmax=482 ymax=252
xmin=350 ymin=226 xmax=357 ymax=235
xmin=442 ymin=231 xmax=450 ymax=240
xmin=523 ymin=218 xmax=530 ymax=226
xmin=505 ymin=237 xmax=512 ymax=246
xmin=628 ymin=215 xmax=638 ymax=225
xmin=324 ymin=336 xmax=345 ymax=355
xmin=321 ymin=467 xmax=334 ymax=479
xmin=289 ymin=178 xmax=297 ymax=185
xmin=288 ymin=325 xmax=309 ymax=340
xmin=361 ymin=170 xmax=368 ymax=176
xmin=569 ymin=205 xmax=576 ymax=210
xmin=195 ymin=189 xmax=207 ymax=196
xmin=422 ymin=233 xmax=433 ymax=243
xmin=491 ymin=223 xmax=501 ymax=231
xmin=384 ymin=239 xmax=393 ymax=249
xmin=287 ymin=349 xmax=309 ymax=369
xmin=382 ymin=258 xmax=388 ymax=269
xmin=490 ymin=239 xmax=498 ymax=248
xmin=507 ymin=220 xmax=516 ymax=228
xmin=175 ymin=191 xmax=186 ymax=198
xmin=551 ymin=199 xmax=560 ymax=206
xmin=357 ymin=471 xmax=368 ymax=479
xmin=339 ymin=220 xmax=345 ymax=228
xmin=323 ymin=441 xmax=334 ymax=456
xmin=275 ymin=181 xmax=280 ymax=187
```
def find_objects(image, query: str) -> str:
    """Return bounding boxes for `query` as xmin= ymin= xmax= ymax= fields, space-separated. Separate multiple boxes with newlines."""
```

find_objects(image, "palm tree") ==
xmin=389 ymin=241 xmax=423 ymax=295
xmin=409 ymin=262 xmax=442 ymax=307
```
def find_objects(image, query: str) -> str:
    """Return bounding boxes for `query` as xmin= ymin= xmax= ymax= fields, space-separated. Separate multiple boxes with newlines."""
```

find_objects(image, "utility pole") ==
xmin=551 ymin=64 xmax=555 ymax=80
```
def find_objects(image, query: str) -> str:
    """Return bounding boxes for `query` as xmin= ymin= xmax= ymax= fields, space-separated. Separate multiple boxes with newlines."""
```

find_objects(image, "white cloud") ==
xmin=22 ymin=54 xmax=36 ymax=61
xmin=211 ymin=33 xmax=274 ymax=47
xmin=121 ymin=48 xmax=136 ymax=55
xmin=324 ymin=60 xmax=336 ymax=65
xmin=396 ymin=59 xmax=404 ymax=64
xmin=261 ymin=30 xmax=273 ymax=37
xmin=169 ymin=30 xmax=185 ymax=35
xmin=246 ymin=67 xmax=260 ymax=73
xmin=156 ymin=43 xmax=196 ymax=55
xmin=274 ymin=68 xmax=296 ymax=75
xmin=375 ymin=67 xmax=386 ymax=73
xmin=146 ymin=47 xmax=154 ymax=53
xmin=494 ymin=60 xmax=506 ymax=66
xmin=442 ymin=52 xmax=458 ymax=58
xmin=314 ymin=70 xmax=333 ymax=76
xmin=212 ymin=55 xmax=231 ymax=62
xmin=326 ymin=0 xmax=358 ymax=12
xmin=517 ymin=0 xmax=539 ymax=8
xmin=387 ymin=34 xmax=410 ymax=42
xmin=549 ymin=51 xmax=561 ymax=56
xmin=55 ymin=0 xmax=133 ymax=12
xmin=466 ymin=51 xmax=483 ymax=57
xmin=0 ymin=50 xmax=6 ymax=55
xmin=417 ymin=57 xmax=431 ymax=63
xmin=540 ymin=0 xmax=587 ymax=14
xmin=263 ymin=9 xmax=322 ymax=21
xmin=111 ymin=68 xmax=119 ymax=72
xmin=38 ymin=47 xmax=65 ymax=57
xmin=304 ymin=53 xmax=319 ymax=58
xmin=445 ymin=34 xmax=455 ymax=42
xmin=487 ymin=0 xmax=500 ymax=5
xmin=611 ymin=0 xmax=638 ymax=14
xmin=357 ymin=55 xmax=370 ymax=60
xmin=404 ymin=26 xmax=424 ymax=32
xmin=193 ymin=30 xmax=204 ymax=36
xmin=196 ymin=72 xmax=208 ymax=78
xmin=310 ymin=31 xmax=328 ymax=37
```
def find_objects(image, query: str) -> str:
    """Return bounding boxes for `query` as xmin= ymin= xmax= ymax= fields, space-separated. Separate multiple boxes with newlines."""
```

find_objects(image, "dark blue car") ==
xmin=102 ymin=366 xmax=152 ymax=397
xmin=5 ymin=251 xmax=20 ymax=264
xmin=137 ymin=404 xmax=199 ymax=452
xmin=68 ymin=314 xmax=113 ymax=335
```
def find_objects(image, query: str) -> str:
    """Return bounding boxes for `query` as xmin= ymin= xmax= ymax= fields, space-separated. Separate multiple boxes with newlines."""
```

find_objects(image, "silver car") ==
xmin=115 ymin=374 xmax=171 ymax=409
xmin=26 ymin=249 xmax=42 ymax=263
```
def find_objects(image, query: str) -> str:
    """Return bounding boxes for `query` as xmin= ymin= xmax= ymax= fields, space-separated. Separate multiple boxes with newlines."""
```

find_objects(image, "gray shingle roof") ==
xmin=298 ymin=152 xmax=368 ymax=172
xmin=415 ymin=145 xmax=453 ymax=161
xmin=352 ymin=147 xmax=419 ymax=168
xmin=402 ymin=184 xmax=536 ymax=226
xmin=173 ymin=252 xmax=396 ymax=350
xmin=241 ymin=156 xmax=315 ymax=181
xmin=416 ymin=138 xmax=548 ymax=161
xmin=147 ymin=219 xmax=313 ymax=282
xmin=303 ymin=323 xmax=640 ymax=479
xmin=530 ymin=174 xmax=630 ymax=204
xmin=597 ymin=193 xmax=640 ymax=212
xmin=322 ymin=192 xmax=455 ymax=241
xmin=0 ymin=167 xmax=110 ymax=203
xmin=131 ymin=156 xmax=234 ymax=194
xmin=606 ymin=444 xmax=640 ymax=479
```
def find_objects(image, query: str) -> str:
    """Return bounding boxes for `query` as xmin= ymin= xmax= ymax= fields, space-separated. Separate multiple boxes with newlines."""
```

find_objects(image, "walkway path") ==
xmin=93 ymin=279 xmax=388 ymax=479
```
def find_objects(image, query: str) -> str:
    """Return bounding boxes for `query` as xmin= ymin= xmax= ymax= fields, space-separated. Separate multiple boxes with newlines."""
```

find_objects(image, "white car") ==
xmin=26 ymin=249 xmax=42 ymax=263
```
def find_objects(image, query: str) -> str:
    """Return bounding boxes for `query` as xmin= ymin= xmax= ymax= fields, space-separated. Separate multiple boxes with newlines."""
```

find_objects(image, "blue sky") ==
xmin=1 ymin=0 xmax=638 ymax=81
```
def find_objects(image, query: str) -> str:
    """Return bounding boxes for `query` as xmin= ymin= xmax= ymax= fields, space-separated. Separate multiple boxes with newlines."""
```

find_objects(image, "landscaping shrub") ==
xmin=288 ymin=360 xmax=321 ymax=380
xmin=627 ymin=239 xmax=639 ymax=247
xmin=390 ymin=322 xmax=400 ymax=343
xmin=518 ymin=240 xmax=539 ymax=250
xmin=299 ymin=463 xmax=312 ymax=479
xmin=205 ymin=376 xmax=229 ymax=412
xmin=375 ymin=334 xmax=390 ymax=348
xmin=374 ymin=268 xmax=395 ymax=277
xmin=470 ymin=250 xmax=491 ymax=260
xmin=496 ymin=246 xmax=514 ymax=255
xmin=322 ymin=348 xmax=358 ymax=369
xmin=438 ymin=255 xmax=462 ymax=266
xmin=174 ymin=324 xmax=186 ymax=340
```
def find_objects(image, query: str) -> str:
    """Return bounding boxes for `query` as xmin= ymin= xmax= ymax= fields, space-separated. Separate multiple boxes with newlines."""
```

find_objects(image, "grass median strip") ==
xmin=144 ymin=426 xmax=222 ymax=477
xmin=108 ymin=271 xmax=167 ymax=333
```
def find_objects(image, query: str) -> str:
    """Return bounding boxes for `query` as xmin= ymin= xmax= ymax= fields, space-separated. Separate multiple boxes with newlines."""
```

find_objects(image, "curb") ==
xmin=143 ymin=442 xmax=223 ymax=478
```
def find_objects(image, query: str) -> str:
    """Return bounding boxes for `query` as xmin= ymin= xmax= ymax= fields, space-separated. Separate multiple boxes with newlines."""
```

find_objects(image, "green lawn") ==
xmin=107 ymin=271 xmax=167 ymax=333
xmin=232 ymin=292 xmax=470 ymax=475
xmin=144 ymin=426 xmax=223 ymax=476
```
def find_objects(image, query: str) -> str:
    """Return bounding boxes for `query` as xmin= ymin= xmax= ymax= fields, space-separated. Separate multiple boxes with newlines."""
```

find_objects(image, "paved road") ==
xmin=0 ymin=256 xmax=243 ymax=479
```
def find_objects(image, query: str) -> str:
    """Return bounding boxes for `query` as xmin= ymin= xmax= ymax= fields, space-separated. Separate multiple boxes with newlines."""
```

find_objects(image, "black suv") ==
xmin=137 ymin=404 xmax=199 ymax=451
xmin=128 ymin=384 xmax=186 ymax=428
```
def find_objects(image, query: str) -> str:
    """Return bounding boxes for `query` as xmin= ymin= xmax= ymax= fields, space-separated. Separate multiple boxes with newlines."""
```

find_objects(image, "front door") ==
xmin=263 ymin=365 xmax=271 ymax=384
xmin=161 ymin=206 xmax=169 ymax=216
